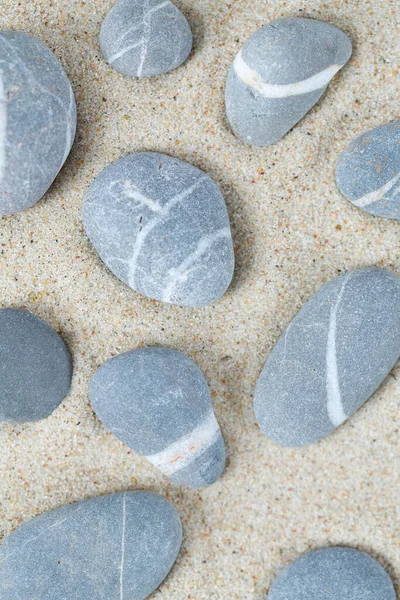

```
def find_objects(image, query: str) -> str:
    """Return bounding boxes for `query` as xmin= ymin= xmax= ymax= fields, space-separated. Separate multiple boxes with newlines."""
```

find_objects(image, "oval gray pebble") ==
xmin=0 ymin=309 xmax=72 ymax=422
xmin=83 ymin=152 xmax=235 ymax=307
xmin=225 ymin=17 xmax=352 ymax=147
xmin=0 ymin=31 xmax=77 ymax=215
xmin=90 ymin=347 xmax=226 ymax=487
xmin=336 ymin=121 xmax=400 ymax=219
xmin=254 ymin=268 xmax=400 ymax=447
xmin=0 ymin=491 xmax=182 ymax=600
xmin=267 ymin=547 xmax=395 ymax=600
xmin=100 ymin=0 xmax=192 ymax=78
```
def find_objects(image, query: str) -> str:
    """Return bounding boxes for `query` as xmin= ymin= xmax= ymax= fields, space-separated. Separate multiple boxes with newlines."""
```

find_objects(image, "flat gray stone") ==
xmin=100 ymin=0 xmax=192 ymax=78
xmin=336 ymin=121 xmax=400 ymax=219
xmin=0 ymin=309 xmax=72 ymax=422
xmin=225 ymin=17 xmax=352 ymax=146
xmin=90 ymin=347 xmax=225 ymax=487
xmin=0 ymin=491 xmax=182 ymax=600
xmin=0 ymin=31 xmax=77 ymax=215
xmin=254 ymin=268 xmax=400 ymax=446
xmin=267 ymin=547 xmax=396 ymax=600
xmin=82 ymin=152 xmax=235 ymax=307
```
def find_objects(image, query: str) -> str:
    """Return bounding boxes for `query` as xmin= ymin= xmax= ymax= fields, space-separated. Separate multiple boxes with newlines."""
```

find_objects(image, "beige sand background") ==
xmin=0 ymin=0 xmax=399 ymax=597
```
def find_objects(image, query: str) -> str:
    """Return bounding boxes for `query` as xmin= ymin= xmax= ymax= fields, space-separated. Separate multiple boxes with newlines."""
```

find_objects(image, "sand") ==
xmin=0 ymin=0 xmax=399 ymax=597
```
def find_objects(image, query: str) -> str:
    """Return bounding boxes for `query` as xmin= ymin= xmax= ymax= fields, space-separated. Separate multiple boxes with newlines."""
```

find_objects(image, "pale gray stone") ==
xmin=82 ymin=152 xmax=235 ymax=307
xmin=0 ymin=31 xmax=77 ymax=215
xmin=0 ymin=491 xmax=182 ymax=600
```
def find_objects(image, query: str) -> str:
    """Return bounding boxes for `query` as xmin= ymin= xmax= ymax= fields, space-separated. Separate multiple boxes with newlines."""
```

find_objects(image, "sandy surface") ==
xmin=0 ymin=0 xmax=399 ymax=597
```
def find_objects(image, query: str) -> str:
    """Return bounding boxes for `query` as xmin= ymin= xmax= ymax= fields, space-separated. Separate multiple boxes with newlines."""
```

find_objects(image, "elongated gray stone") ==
xmin=0 ymin=491 xmax=182 ymax=600
xmin=100 ymin=0 xmax=192 ymax=78
xmin=267 ymin=547 xmax=396 ymax=600
xmin=336 ymin=121 xmax=400 ymax=219
xmin=0 ymin=31 xmax=76 ymax=215
xmin=90 ymin=347 xmax=225 ymax=487
xmin=254 ymin=268 xmax=400 ymax=446
xmin=0 ymin=308 xmax=72 ymax=422
xmin=82 ymin=152 xmax=235 ymax=307
xmin=225 ymin=17 xmax=352 ymax=146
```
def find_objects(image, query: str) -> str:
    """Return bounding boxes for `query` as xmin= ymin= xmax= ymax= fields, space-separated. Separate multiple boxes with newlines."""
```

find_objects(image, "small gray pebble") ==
xmin=225 ymin=17 xmax=352 ymax=146
xmin=0 ymin=31 xmax=77 ymax=215
xmin=83 ymin=152 xmax=235 ymax=307
xmin=336 ymin=121 xmax=400 ymax=219
xmin=100 ymin=0 xmax=192 ymax=78
xmin=267 ymin=547 xmax=396 ymax=600
xmin=90 ymin=347 xmax=226 ymax=487
xmin=0 ymin=491 xmax=182 ymax=600
xmin=254 ymin=268 xmax=400 ymax=446
xmin=0 ymin=309 xmax=72 ymax=422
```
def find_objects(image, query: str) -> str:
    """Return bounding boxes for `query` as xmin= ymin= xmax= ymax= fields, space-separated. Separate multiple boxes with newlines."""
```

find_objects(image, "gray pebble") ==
xmin=336 ymin=121 xmax=400 ymax=219
xmin=254 ymin=268 xmax=400 ymax=446
xmin=90 ymin=347 xmax=225 ymax=487
xmin=0 ymin=31 xmax=77 ymax=215
xmin=83 ymin=152 xmax=234 ymax=307
xmin=100 ymin=0 xmax=192 ymax=78
xmin=225 ymin=17 xmax=352 ymax=146
xmin=267 ymin=547 xmax=396 ymax=600
xmin=0 ymin=309 xmax=72 ymax=422
xmin=0 ymin=491 xmax=182 ymax=600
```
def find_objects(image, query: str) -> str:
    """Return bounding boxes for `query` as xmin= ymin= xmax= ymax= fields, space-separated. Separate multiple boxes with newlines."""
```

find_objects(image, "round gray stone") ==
xmin=336 ymin=121 xmax=400 ymax=219
xmin=254 ymin=268 xmax=400 ymax=446
xmin=0 ymin=31 xmax=77 ymax=215
xmin=0 ymin=308 xmax=72 ymax=422
xmin=267 ymin=547 xmax=396 ymax=600
xmin=0 ymin=491 xmax=182 ymax=600
xmin=225 ymin=17 xmax=352 ymax=147
xmin=82 ymin=152 xmax=235 ymax=307
xmin=90 ymin=347 xmax=226 ymax=487
xmin=100 ymin=0 xmax=192 ymax=78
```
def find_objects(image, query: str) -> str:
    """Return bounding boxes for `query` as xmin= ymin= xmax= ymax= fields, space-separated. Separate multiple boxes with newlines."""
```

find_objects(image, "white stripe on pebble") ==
xmin=353 ymin=171 xmax=400 ymax=208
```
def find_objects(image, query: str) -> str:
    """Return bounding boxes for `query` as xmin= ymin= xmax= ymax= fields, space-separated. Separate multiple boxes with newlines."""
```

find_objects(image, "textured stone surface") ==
xmin=267 ymin=547 xmax=396 ymax=600
xmin=254 ymin=268 xmax=400 ymax=446
xmin=336 ymin=121 xmax=400 ymax=219
xmin=90 ymin=347 xmax=225 ymax=487
xmin=0 ymin=308 xmax=72 ymax=422
xmin=0 ymin=31 xmax=76 ymax=215
xmin=225 ymin=17 xmax=352 ymax=146
xmin=83 ymin=152 xmax=235 ymax=307
xmin=100 ymin=0 xmax=192 ymax=78
xmin=0 ymin=491 xmax=182 ymax=600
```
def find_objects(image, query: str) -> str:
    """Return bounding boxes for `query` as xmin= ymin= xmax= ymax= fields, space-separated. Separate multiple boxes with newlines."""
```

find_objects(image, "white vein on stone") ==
xmin=145 ymin=410 xmax=221 ymax=475
xmin=118 ymin=179 xmax=162 ymax=212
xmin=353 ymin=171 xmax=400 ymax=208
xmin=120 ymin=493 xmax=126 ymax=600
xmin=233 ymin=49 xmax=342 ymax=99
xmin=137 ymin=0 xmax=170 ymax=76
xmin=108 ymin=41 xmax=142 ymax=64
xmin=0 ymin=69 xmax=7 ymax=186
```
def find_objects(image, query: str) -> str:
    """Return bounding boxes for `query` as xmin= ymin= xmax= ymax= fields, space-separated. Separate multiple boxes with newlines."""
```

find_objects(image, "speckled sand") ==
xmin=0 ymin=0 xmax=399 ymax=597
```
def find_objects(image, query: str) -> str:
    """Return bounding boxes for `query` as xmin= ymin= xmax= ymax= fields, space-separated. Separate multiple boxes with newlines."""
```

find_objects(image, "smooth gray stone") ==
xmin=254 ymin=268 xmax=400 ymax=446
xmin=0 ymin=31 xmax=77 ymax=216
xmin=0 ymin=308 xmax=72 ymax=422
xmin=90 ymin=347 xmax=226 ymax=487
xmin=225 ymin=17 xmax=352 ymax=146
xmin=267 ymin=547 xmax=396 ymax=600
xmin=100 ymin=0 xmax=192 ymax=78
xmin=82 ymin=152 xmax=235 ymax=307
xmin=0 ymin=491 xmax=182 ymax=600
xmin=336 ymin=121 xmax=400 ymax=219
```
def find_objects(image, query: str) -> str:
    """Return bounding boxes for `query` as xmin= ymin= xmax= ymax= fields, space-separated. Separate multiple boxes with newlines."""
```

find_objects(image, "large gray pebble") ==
xmin=336 ymin=121 xmax=400 ymax=219
xmin=267 ymin=547 xmax=396 ymax=600
xmin=100 ymin=0 xmax=192 ymax=78
xmin=0 ymin=491 xmax=182 ymax=600
xmin=90 ymin=347 xmax=225 ymax=487
xmin=225 ymin=17 xmax=352 ymax=146
xmin=0 ymin=309 xmax=72 ymax=422
xmin=0 ymin=31 xmax=76 ymax=215
xmin=254 ymin=268 xmax=400 ymax=446
xmin=83 ymin=152 xmax=235 ymax=307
